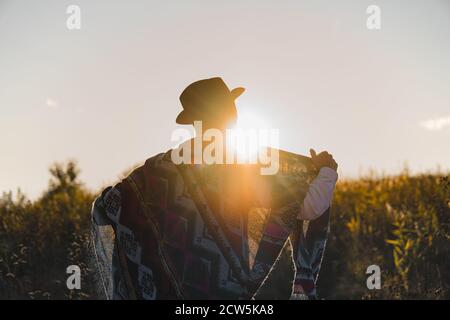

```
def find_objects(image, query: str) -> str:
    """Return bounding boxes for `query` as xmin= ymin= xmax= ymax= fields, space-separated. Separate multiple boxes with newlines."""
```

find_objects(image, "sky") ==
xmin=0 ymin=0 xmax=449 ymax=198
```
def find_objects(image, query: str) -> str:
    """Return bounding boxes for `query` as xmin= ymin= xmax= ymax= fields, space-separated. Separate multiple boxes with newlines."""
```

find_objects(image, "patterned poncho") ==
xmin=91 ymin=149 xmax=330 ymax=300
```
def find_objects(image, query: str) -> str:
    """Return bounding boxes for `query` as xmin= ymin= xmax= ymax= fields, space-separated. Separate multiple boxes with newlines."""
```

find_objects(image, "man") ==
xmin=91 ymin=77 xmax=338 ymax=299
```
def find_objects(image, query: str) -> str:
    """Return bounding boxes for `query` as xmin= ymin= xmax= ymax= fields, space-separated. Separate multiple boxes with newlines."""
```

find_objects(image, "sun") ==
xmin=235 ymin=111 xmax=269 ymax=131
xmin=226 ymin=111 xmax=273 ymax=163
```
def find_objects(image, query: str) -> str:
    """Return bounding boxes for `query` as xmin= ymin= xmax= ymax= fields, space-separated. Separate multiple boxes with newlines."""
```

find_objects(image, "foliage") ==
xmin=0 ymin=161 xmax=96 ymax=299
xmin=0 ymin=162 xmax=448 ymax=299
xmin=318 ymin=173 xmax=449 ymax=299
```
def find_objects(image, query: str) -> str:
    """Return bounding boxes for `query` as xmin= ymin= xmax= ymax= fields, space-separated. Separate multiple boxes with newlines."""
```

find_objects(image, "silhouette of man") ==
xmin=91 ymin=77 xmax=338 ymax=300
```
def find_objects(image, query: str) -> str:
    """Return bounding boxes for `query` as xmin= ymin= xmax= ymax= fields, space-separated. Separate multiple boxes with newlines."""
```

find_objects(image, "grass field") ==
xmin=0 ymin=161 xmax=448 ymax=299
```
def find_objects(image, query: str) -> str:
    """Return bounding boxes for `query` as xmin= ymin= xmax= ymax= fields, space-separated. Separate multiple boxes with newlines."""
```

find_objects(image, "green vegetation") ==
xmin=0 ymin=161 xmax=448 ymax=299
xmin=0 ymin=162 xmax=96 ymax=299
xmin=318 ymin=173 xmax=449 ymax=299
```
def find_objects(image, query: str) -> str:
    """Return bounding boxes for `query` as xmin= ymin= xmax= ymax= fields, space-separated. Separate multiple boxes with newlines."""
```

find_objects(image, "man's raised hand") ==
xmin=310 ymin=148 xmax=338 ymax=171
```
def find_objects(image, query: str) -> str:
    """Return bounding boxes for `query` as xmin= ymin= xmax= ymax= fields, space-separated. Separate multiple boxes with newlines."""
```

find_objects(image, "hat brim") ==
xmin=175 ymin=110 xmax=192 ymax=124
xmin=176 ymin=86 xmax=245 ymax=125
xmin=230 ymin=87 xmax=245 ymax=99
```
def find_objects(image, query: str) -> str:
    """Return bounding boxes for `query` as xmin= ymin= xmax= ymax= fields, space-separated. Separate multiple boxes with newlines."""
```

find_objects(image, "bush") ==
xmin=0 ymin=161 xmax=96 ymax=299
xmin=318 ymin=173 xmax=449 ymax=299
xmin=0 ymin=163 xmax=448 ymax=299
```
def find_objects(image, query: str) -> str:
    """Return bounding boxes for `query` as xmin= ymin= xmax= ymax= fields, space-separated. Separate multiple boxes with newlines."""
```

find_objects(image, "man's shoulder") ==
xmin=126 ymin=149 xmax=176 ymax=180
xmin=92 ymin=150 xmax=175 ymax=213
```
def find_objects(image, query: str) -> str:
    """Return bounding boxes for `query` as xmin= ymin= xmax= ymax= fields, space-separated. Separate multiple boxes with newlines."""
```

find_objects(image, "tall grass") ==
xmin=0 ymin=162 xmax=96 ymax=299
xmin=319 ymin=173 xmax=449 ymax=299
xmin=0 ymin=162 xmax=448 ymax=299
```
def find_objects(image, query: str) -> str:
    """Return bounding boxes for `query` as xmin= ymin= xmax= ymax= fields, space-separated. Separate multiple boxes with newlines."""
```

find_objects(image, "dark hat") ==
xmin=176 ymin=77 xmax=245 ymax=125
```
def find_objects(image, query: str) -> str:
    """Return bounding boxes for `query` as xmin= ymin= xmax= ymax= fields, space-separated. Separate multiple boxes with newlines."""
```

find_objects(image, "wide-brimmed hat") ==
xmin=176 ymin=77 xmax=245 ymax=125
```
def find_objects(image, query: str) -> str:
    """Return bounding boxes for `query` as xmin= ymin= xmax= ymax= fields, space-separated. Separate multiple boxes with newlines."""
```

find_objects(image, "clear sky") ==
xmin=1 ymin=0 xmax=449 ymax=198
